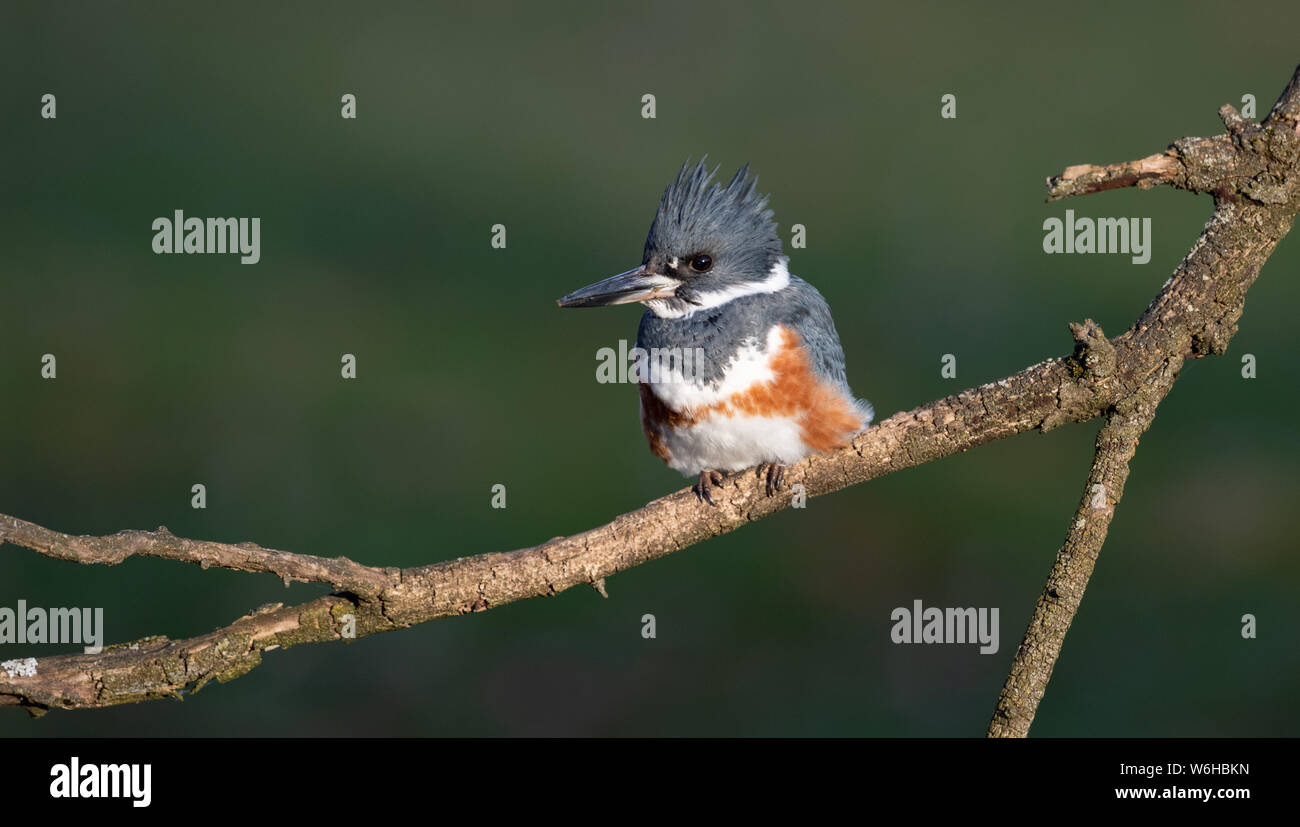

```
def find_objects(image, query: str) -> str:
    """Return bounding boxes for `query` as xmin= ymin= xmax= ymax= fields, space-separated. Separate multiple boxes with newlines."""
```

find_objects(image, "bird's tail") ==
xmin=855 ymin=397 xmax=875 ymax=430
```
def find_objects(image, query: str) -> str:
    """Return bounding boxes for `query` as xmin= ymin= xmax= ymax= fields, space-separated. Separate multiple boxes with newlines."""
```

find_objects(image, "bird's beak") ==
xmin=556 ymin=265 xmax=680 ymax=308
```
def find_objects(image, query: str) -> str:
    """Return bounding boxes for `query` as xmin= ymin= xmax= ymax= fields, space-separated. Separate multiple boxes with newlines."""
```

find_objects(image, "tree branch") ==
xmin=1046 ymin=151 xmax=1181 ymax=201
xmin=982 ymin=66 xmax=1300 ymax=735
xmin=0 ymin=514 xmax=392 ymax=598
xmin=988 ymin=333 xmax=1178 ymax=738
xmin=3 ymin=64 xmax=1299 ymax=721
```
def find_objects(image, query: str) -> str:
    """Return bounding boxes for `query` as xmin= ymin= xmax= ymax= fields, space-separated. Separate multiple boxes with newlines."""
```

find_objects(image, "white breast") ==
xmin=655 ymin=412 xmax=810 ymax=474
xmin=637 ymin=325 xmax=785 ymax=409
xmin=638 ymin=325 xmax=811 ymax=475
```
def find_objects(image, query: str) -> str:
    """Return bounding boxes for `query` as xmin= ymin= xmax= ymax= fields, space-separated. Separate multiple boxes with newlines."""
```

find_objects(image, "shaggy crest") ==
xmin=643 ymin=158 xmax=783 ymax=267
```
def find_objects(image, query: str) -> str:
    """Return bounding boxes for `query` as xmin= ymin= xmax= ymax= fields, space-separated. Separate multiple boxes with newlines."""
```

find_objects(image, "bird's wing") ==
xmin=782 ymin=276 xmax=849 ymax=386
xmin=782 ymin=276 xmax=874 ymax=425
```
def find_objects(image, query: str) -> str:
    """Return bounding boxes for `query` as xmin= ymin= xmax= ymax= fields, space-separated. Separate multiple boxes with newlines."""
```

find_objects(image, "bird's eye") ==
xmin=689 ymin=254 xmax=713 ymax=272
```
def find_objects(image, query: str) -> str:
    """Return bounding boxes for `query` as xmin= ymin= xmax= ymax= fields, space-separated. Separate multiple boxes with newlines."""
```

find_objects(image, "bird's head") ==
xmin=557 ymin=159 xmax=787 ymax=318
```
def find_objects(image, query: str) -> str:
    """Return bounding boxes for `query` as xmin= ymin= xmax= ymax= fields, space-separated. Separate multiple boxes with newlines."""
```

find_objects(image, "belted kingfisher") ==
xmin=557 ymin=159 xmax=872 ymax=505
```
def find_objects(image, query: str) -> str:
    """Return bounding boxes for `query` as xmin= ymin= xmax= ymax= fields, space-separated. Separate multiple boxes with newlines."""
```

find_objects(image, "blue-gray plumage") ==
xmin=558 ymin=159 xmax=872 ymax=504
xmin=642 ymin=160 xmax=784 ymax=308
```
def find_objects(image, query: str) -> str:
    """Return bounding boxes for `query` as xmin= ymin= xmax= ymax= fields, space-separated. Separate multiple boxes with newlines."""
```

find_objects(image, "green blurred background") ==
xmin=2 ymin=1 xmax=1297 ymax=736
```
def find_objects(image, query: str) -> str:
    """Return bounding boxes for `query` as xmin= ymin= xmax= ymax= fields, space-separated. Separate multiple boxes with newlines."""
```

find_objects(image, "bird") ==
xmin=556 ymin=159 xmax=872 ymax=505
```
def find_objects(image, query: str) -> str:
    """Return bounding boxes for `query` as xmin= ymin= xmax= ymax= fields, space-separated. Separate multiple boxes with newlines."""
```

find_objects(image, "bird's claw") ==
xmin=695 ymin=470 xmax=725 ymax=506
xmin=760 ymin=463 xmax=786 ymax=497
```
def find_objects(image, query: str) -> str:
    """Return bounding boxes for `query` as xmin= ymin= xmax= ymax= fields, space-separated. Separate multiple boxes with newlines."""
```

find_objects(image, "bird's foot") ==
xmin=694 ymin=469 xmax=725 ymax=506
xmin=759 ymin=463 xmax=786 ymax=497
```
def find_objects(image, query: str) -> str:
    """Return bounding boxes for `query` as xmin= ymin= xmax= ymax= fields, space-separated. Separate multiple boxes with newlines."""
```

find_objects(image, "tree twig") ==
xmin=3 ymin=65 xmax=1299 ymax=721
xmin=1046 ymin=152 xmax=1180 ymax=201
